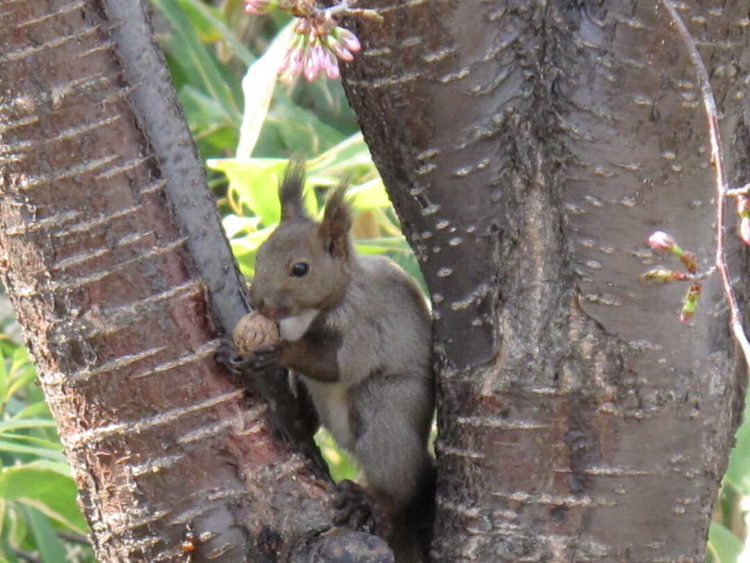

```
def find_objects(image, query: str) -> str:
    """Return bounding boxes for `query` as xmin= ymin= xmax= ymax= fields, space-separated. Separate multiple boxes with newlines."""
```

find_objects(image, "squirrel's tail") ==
xmin=389 ymin=462 xmax=436 ymax=563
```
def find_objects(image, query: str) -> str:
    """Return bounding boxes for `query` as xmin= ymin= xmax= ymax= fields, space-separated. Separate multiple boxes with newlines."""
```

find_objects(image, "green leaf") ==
xmin=315 ymin=428 xmax=357 ymax=483
xmin=179 ymin=85 xmax=234 ymax=131
xmin=20 ymin=504 xmax=68 ymax=563
xmin=348 ymin=179 xmax=391 ymax=210
xmin=265 ymin=101 xmax=347 ymax=158
xmin=4 ymin=368 xmax=35 ymax=407
xmin=355 ymin=237 xmax=412 ymax=255
xmin=707 ymin=521 xmax=743 ymax=563
xmin=0 ymin=434 xmax=64 ymax=452
xmin=0 ymin=441 xmax=66 ymax=462
xmin=0 ymin=465 xmax=86 ymax=533
xmin=173 ymin=0 xmax=255 ymax=65
xmin=0 ymin=533 xmax=19 ymax=563
xmin=9 ymin=347 xmax=29 ymax=374
xmin=0 ymin=349 xmax=7 ymax=409
xmin=150 ymin=0 xmax=241 ymax=119
xmin=726 ymin=386 xmax=750 ymax=494
xmin=10 ymin=402 xmax=52 ymax=420
xmin=221 ymin=214 xmax=262 ymax=239
xmin=0 ymin=419 xmax=57 ymax=434
xmin=228 ymin=225 xmax=275 ymax=253
xmin=209 ymin=158 xmax=287 ymax=225
xmin=308 ymin=133 xmax=373 ymax=174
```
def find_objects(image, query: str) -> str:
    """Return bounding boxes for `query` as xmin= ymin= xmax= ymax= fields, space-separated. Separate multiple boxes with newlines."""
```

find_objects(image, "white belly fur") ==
xmin=279 ymin=308 xmax=319 ymax=341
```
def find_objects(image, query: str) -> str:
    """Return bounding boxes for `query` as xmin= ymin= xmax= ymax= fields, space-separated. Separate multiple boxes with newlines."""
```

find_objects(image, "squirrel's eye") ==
xmin=290 ymin=262 xmax=309 ymax=277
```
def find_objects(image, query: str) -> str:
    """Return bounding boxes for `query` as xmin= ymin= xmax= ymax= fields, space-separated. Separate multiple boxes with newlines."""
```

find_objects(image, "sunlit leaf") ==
xmin=173 ymin=0 xmax=255 ymax=64
xmin=0 ymin=441 xmax=66 ymax=462
xmin=222 ymin=214 xmax=262 ymax=239
xmin=725 ymin=386 xmax=750 ymax=494
xmin=151 ymin=0 xmax=241 ymax=119
xmin=707 ymin=521 xmax=743 ymax=563
xmin=348 ymin=178 xmax=391 ymax=210
xmin=209 ymin=158 xmax=287 ymax=225
xmin=314 ymin=428 xmax=357 ymax=483
xmin=209 ymin=158 xmax=320 ymax=225
xmin=236 ymin=21 xmax=294 ymax=159
xmin=10 ymin=402 xmax=51 ymax=420
xmin=20 ymin=505 xmax=67 ymax=562
xmin=0 ymin=465 xmax=86 ymax=533
xmin=0 ymin=349 xmax=6 ymax=410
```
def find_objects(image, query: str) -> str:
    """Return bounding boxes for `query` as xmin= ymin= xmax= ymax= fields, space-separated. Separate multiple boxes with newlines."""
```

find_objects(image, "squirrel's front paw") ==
xmin=216 ymin=340 xmax=281 ymax=375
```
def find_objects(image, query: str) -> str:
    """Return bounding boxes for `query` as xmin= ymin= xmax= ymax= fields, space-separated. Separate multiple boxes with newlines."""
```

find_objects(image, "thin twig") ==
xmin=727 ymin=183 xmax=750 ymax=198
xmin=660 ymin=0 xmax=750 ymax=372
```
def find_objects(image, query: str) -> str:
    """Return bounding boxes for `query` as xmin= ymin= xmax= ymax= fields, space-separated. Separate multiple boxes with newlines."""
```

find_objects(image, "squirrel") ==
xmin=228 ymin=161 xmax=435 ymax=561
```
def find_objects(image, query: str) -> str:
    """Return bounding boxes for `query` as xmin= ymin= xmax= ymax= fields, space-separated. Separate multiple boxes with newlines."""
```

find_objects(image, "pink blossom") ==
xmin=279 ymin=45 xmax=304 ymax=75
xmin=335 ymin=27 xmax=361 ymax=53
xmin=323 ymin=49 xmax=340 ymax=79
xmin=244 ymin=0 xmax=273 ymax=14
xmin=325 ymin=60 xmax=341 ymax=79
xmin=303 ymin=48 xmax=319 ymax=81
xmin=328 ymin=39 xmax=354 ymax=62
xmin=253 ymin=11 xmax=362 ymax=82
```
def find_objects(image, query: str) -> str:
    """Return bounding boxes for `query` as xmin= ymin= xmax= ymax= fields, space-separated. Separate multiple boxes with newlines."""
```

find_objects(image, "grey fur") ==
xmin=314 ymin=254 xmax=433 ymax=504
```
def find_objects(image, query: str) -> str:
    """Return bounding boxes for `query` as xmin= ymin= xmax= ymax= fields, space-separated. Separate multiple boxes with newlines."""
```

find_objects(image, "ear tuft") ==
xmin=279 ymin=160 xmax=309 ymax=221
xmin=319 ymin=181 xmax=352 ymax=259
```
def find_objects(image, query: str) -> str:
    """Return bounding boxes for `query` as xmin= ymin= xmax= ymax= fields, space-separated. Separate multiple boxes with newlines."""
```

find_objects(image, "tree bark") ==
xmin=341 ymin=1 xmax=748 ymax=561
xmin=0 ymin=2 xmax=372 ymax=561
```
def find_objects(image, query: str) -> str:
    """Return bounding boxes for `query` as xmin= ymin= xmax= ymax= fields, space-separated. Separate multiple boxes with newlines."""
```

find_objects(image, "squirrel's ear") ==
xmin=319 ymin=182 xmax=352 ymax=258
xmin=279 ymin=160 xmax=309 ymax=221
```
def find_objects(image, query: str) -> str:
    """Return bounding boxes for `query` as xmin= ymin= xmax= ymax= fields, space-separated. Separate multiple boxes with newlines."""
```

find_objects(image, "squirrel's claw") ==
xmin=216 ymin=340 xmax=281 ymax=375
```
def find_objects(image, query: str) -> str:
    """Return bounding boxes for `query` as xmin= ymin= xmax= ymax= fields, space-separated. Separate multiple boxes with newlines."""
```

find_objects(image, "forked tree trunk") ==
xmin=341 ymin=1 xmax=749 ymax=561
xmin=2 ymin=0 xmax=749 ymax=562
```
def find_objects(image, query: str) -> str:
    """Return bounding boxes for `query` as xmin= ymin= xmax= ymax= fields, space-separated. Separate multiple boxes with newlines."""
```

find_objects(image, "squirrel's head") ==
xmin=249 ymin=161 xmax=353 ymax=320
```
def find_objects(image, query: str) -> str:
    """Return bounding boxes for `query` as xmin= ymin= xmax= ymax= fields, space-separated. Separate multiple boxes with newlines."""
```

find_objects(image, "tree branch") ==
xmin=661 ymin=0 xmax=750 ymax=373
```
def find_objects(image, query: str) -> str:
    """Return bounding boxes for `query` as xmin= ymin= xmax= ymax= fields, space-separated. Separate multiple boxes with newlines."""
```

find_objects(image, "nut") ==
xmin=232 ymin=311 xmax=279 ymax=354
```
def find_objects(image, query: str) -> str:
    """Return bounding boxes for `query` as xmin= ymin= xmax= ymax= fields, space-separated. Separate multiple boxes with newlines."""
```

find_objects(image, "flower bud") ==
xmin=738 ymin=196 xmax=750 ymax=218
xmin=641 ymin=269 xmax=688 ymax=283
xmin=303 ymin=49 xmax=319 ymax=81
xmin=648 ymin=231 xmax=675 ymax=252
xmin=741 ymin=217 xmax=750 ymax=246
xmin=326 ymin=59 xmax=341 ymax=79
xmin=329 ymin=39 xmax=354 ymax=62
xmin=244 ymin=0 xmax=275 ymax=14
xmin=680 ymin=283 xmax=702 ymax=322
xmin=679 ymin=251 xmax=697 ymax=274
xmin=334 ymin=27 xmax=361 ymax=53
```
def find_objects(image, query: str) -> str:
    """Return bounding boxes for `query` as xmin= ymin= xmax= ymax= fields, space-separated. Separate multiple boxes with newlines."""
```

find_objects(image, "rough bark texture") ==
xmin=341 ymin=1 xmax=748 ymax=561
xmin=0 ymin=2 xmax=359 ymax=561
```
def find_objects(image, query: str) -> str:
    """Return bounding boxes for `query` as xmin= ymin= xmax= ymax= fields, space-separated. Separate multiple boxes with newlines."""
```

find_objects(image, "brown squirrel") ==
xmin=230 ymin=161 xmax=434 ymax=561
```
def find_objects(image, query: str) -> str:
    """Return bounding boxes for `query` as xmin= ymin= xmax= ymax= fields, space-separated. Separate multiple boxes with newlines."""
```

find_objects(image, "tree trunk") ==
xmin=0 ymin=2 xmax=371 ymax=561
xmin=341 ymin=1 xmax=748 ymax=561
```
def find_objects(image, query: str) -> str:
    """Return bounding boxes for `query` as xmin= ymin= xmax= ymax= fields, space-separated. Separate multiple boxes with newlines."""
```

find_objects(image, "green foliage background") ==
xmin=0 ymin=1 xmax=746 ymax=561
